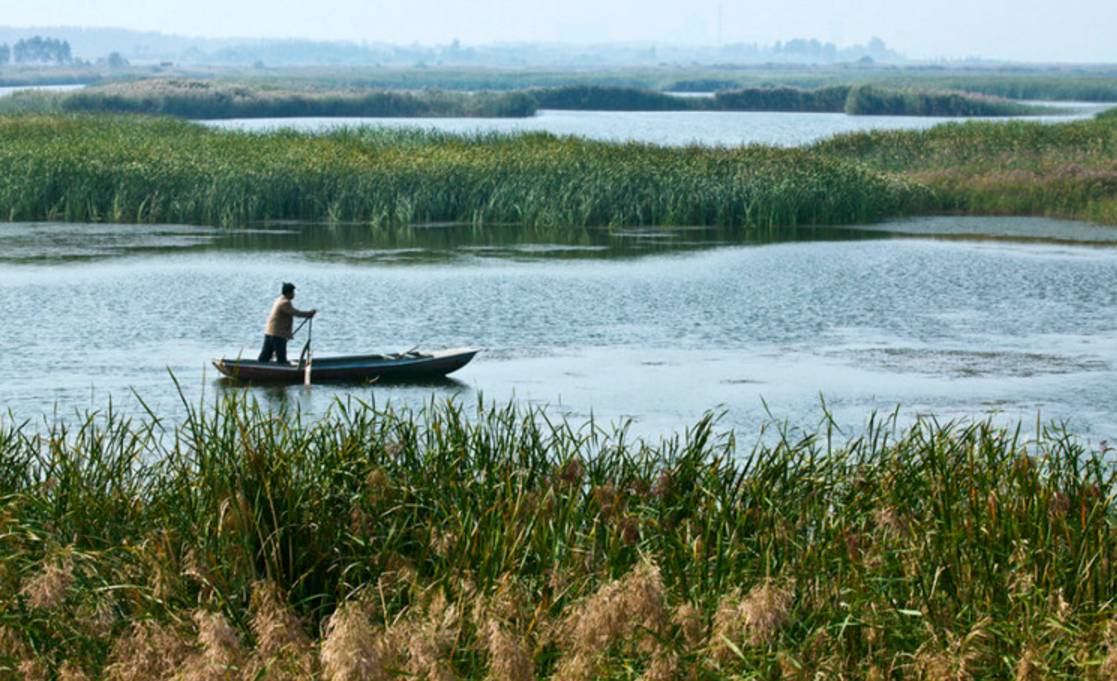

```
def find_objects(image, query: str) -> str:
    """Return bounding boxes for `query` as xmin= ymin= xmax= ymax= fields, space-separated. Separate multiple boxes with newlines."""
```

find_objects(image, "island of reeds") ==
xmin=533 ymin=84 xmax=1048 ymax=117
xmin=1 ymin=79 xmax=539 ymax=119
xmin=0 ymin=107 xmax=1115 ymax=228
xmin=1 ymin=396 xmax=1115 ymax=679
xmin=0 ymin=114 xmax=927 ymax=228
xmin=10 ymin=62 xmax=1117 ymax=103
xmin=0 ymin=79 xmax=1050 ymax=119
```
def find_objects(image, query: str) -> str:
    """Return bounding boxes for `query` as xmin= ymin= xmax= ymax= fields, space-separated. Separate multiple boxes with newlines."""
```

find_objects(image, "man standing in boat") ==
xmin=258 ymin=282 xmax=317 ymax=364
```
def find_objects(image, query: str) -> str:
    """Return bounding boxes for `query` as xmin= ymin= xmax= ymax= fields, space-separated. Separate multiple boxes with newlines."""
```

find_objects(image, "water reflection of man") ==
xmin=258 ymin=282 xmax=317 ymax=364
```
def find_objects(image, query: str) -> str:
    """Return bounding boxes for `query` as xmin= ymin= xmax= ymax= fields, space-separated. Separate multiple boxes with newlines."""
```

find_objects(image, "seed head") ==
xmin=556 ymin=458 xmax=583 ymax=486
xmin=365 ymin=467 xmax=392 ymax=505
xmin=250 ymin=580 xmax=311 ymax=658
xmin=672 ymin=602 xmax=705 ymax=650
xmin=243 ymin=581 xmax=317 ymax=679
xmin=873 ymin=506 xmax=910 ymax=537
xmin=638 ymin=651 xmax=678 ymax=681
xmin=403 ymin=591 xmax=459 ymax=681
xmin=592 ymin=484 xmax=621 ymax=518
xmin=320 ymin=601 xmax=402 ymax=681
xmin=620 ymin=515 xmax=641 ymax=546
xmin=652 ymin=470 xmax=674 ymax=500
xmin=486 ymin=620 xmax=533 ymax=681
xmin=555 ymin=560 xmax=667 ymax=679
xmin=182 ymin=609 xmax=245 ymax=680
xmin=1014 ymin=647 xmax=1042 ymax=681
xmin=1048 ymin=492 xmax=1071 ymax=520
xmin=58 ymin=662 xmax=91 ymax=681
xmin=103 ymin=620 xmax=192 ymax=681
xmin=712 ymin=579 xmax=794 ymax=660
xmin=1102 ymin=621 xmax=1117 ymax=680
xmin=20 ymin=554 xmax=74 ymax=611
xmin=18 ymin=659 xmax=48 ymax=681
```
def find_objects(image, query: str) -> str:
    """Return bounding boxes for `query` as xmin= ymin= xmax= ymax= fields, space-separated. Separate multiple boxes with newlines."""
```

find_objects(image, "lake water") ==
xmin=202 ymin=103 xmax=1113 ymax=147
xmin=0 ymin=84 xmax=86 ymax=98
xmin=2 ymin=216 xmax=1116 ymax=443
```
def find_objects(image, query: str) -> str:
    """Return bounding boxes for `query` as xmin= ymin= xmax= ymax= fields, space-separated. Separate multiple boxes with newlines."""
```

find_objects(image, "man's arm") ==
xmin=280 ymin=300 xmax=317 ymax=318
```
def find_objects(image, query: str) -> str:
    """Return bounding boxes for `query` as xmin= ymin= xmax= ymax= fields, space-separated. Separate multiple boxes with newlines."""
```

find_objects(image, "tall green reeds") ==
xmin=2 ymin=107 xmax=1116 ymax=231
xmin=815 ymin=113 xmax=1117 ymax=224
xmin=44 ymin=79 xmax=539 ymax=119
xmin=1 ymin=395 xmax=1115 ymax=678
xmin=713 ymin=85 xmax=852 ymax=113
xmin=529 ymin=84 xmax=1040 ymax=116
xmin=2 ymin=80 xmax=1049 ymax=119
xmin=0 ymin=114 xmax=927 ymax=228
xmin=842 ymin=84 xmax=1049 ymax=117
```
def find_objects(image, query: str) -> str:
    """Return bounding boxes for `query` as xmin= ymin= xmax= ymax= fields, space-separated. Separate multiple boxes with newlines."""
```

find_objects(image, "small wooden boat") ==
xmin=213 ymin=348 xmax=479 ymax=384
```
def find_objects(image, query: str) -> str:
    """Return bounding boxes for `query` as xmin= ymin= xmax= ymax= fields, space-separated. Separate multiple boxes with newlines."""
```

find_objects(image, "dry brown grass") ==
xmin=19 ymin=554 xmax=73 ymax=611
xmin=180 ymin=610 xmax=246 ymax=680
xmin=103 ymin=620 xmax=193 ymax=681
xmin=485 ymin=619 xmax=533 ymax=681
xmin=320 ymin=601 xmax=403 ymax=681
xmin=911 ymin=618 xmax=992 ymax=681
xmin=246 ymin=580 xmax=317 ymax=679
xmin=1100 ymin=622 xmax=1117 ymax=681
xmin=553 ymin=561 xmax=668 ymax=681
xmin=711 ymin=579 xmax=795 ymax=661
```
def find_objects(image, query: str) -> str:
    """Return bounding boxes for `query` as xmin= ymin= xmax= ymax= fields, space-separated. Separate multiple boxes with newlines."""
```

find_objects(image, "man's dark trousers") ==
xmin=258 ymin=335 xmax=289 ymax=363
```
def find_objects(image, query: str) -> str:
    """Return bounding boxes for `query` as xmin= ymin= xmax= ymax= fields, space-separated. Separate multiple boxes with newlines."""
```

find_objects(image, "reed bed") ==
xmin=0 ymin=395 xmax=1115 ymax=679
xmin=0 ymin=114 xmax=925 ymax=228
xmin=815 ymin=112 xmax=1117 ymax=224
xmin=1 ymin=80 xmax=1044 ymax=119
xmin=505 ymin=85 xmax=1039 ymax=117
xmin=0 ymin=79 xmax=538 ymax=119
xmin=231 ymin=65 xmax=1117 ymax=103
xmin=3 ymin=107 xmax=1117 ymax=230
xmin=842 ymin=85 xmax=1048 ymax=117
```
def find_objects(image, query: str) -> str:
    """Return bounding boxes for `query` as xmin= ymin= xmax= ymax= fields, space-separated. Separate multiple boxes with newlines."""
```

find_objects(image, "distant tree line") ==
xmin=0 ymin=36 xmax=74 ymax=65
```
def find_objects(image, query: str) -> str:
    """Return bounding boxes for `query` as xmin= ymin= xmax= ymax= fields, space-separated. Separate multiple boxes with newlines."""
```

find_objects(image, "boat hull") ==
xmin=212 ymin=348 xmax=478 ymax=384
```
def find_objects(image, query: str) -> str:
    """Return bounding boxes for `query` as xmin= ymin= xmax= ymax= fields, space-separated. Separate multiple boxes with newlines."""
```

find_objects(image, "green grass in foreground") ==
xmin=1 ymin=396 xmax=1115 ymax=679
xmin=0 ymin=115 xmax=925 ymax=228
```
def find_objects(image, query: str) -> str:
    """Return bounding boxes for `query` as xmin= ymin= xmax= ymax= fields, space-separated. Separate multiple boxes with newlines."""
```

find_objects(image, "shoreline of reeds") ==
xmin=1 ymin=394 xmax=1115 ymax=679
xmin=535 ymin=84 xmax=1048 ymax=117
xmin=0 ymin=114 xmax=928 ymax=228
xmin=2 ymin=109 xmax=1117 ymax=229
xmin=0 ymin=79 xmax=538 ymax=119
xmin=814 ymin=109 xmax=1117 ymax=225
xmin=227 ymin=65 xmax=1117 ymax=103
xmin=0 ymin=79 xmax=1050 ymax=119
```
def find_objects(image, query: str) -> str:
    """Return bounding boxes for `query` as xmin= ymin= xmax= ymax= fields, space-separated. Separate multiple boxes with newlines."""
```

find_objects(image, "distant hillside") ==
xmin=0 ymin=25 xmax=906 ymax=67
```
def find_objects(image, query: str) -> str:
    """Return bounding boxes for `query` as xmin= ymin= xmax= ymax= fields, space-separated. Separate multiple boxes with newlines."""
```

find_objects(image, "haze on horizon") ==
xmin=6 ymin=0 xmax=1116 ymax=63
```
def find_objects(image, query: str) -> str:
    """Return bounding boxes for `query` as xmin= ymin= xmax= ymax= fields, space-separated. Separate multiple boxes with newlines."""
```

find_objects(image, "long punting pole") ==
xmin=303 ymin=318 xmax=313 ymax=388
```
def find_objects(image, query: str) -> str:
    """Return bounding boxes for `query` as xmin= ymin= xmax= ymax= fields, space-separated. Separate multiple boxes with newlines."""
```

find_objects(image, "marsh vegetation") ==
xmin=1 ymin=107 xmax=1116 ymax=227
xmin=0 ymin=79 xmax=1050 ymax=119
xmin=1 ymin=396 xmax=1115 ymax=679
xmin=0 ymin=114 xmax=925 ymax=227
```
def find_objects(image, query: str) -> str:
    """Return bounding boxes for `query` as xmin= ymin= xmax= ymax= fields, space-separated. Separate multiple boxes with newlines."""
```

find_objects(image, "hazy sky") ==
xmin=7 ymin=0 xmax=1115 ymax=62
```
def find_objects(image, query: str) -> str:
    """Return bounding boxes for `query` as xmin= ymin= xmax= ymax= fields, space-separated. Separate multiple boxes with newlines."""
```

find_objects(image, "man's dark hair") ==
xmin=281 ymin=282 xmax=296 ymax=296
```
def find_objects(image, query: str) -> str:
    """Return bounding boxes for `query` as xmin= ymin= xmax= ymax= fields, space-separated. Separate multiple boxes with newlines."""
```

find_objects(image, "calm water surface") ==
xmin=0 ymin=84 xmax=85 ymax=97
xmin=202 ymin=104 xmax=1112 ymax=147
xmin=2 ymin=217 xmax=1116 ymax=441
